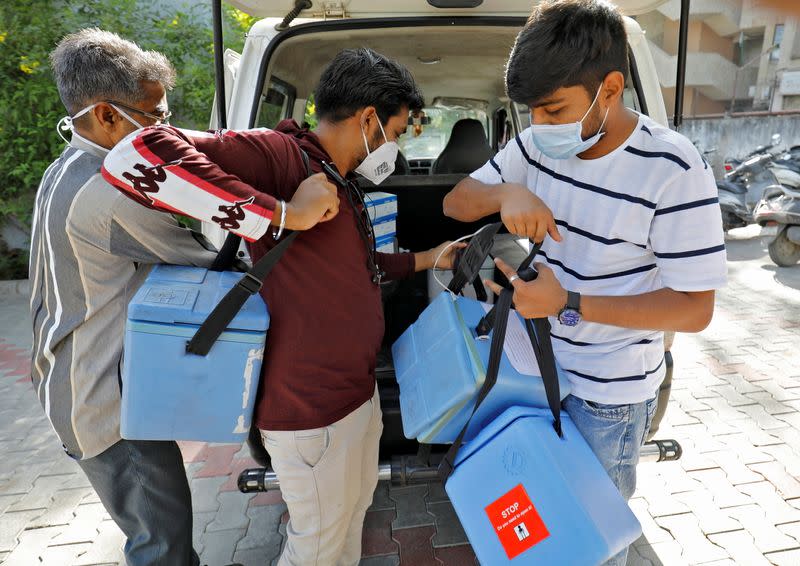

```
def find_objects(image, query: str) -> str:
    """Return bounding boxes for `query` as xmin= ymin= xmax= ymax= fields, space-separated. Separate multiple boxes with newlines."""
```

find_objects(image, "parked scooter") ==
xmin=754 ymin=184 xmax=800 ymax=266
xmin=719 ymin=148 xmax=784 ymax=232
xmin=723 ymin=133 xmax=783 ymax=174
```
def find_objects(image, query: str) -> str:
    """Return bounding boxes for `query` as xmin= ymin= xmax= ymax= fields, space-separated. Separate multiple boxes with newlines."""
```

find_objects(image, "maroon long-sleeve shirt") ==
xmin=103 ymin=120 xmax=415 ymax=430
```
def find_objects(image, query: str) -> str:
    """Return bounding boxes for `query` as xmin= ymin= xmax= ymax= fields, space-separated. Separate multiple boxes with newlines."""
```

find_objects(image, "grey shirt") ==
xmin=29 ymin=135 xmax=216 ymax=460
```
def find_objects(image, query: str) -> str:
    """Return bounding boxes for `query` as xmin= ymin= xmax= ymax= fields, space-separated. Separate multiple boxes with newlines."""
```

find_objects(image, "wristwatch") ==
xmin=557 ymin=291 xmax=582 ymax=326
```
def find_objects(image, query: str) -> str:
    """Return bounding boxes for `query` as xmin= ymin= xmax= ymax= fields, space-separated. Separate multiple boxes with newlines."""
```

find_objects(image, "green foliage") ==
xmin=0 ymin=0 xmax=253 ymax=239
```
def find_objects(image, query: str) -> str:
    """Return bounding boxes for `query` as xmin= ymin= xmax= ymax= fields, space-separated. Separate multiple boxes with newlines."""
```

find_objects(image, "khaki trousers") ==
xmin=260 ymin=386 xmax=383 ymax=566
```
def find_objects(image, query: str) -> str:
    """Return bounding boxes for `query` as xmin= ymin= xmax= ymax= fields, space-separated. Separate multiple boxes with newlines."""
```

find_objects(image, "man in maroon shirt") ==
xmin=103 ymin=48 xmax=460 ymax=565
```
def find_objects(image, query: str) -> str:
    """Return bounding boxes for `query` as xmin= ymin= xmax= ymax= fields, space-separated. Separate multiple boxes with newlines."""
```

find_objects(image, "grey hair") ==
xmin=50 ymin=28 xmax=176 ymax=116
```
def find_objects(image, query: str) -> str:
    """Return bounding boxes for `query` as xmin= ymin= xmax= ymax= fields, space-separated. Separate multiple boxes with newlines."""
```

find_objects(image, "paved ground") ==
xmin=2 ymin=226 xmax=800 ymax=565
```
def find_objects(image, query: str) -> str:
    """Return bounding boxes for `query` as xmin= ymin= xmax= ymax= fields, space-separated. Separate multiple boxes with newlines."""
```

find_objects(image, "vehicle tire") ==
xmin=768 ymin=228 xmax=800 ymax=266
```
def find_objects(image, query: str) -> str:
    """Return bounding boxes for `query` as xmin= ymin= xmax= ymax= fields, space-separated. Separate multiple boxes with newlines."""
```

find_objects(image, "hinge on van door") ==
xmin=320 ymin=1 xmax=348 ymax=19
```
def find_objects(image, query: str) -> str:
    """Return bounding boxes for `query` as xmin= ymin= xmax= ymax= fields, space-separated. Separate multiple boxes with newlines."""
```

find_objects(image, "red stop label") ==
xmin=484 ymin=484 xmax=549 ymax=560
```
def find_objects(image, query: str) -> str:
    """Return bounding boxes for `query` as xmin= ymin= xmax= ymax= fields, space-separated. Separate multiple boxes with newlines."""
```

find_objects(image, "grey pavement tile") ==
xmin=635 ymin=471 xmax=690 ymax=517
xmin=192 ymin=511 xmax=216 ymax=556
xmin=748 ymin=392 xmax=796 ymax=415
xmin=424 ymin=481 xmax=450 ymax=504
xmin=388 ymin=484 xmax=434 ymax=530
xmin=49 ymin=502 xmax=110 ymax=546
xmin=625 ymin=542 xmax=655 ymax=566
xmin=427 ymin=501 xmax=468 ymax=548
xmin=198 ymin=528 xmax=245 ymax=566
xmin=0 ymin=509 xmax=45 ymax=552
xmin=27 ymin=487 xmax=93 ymax=528
xmin=628 ymin=498 xmax=674 ymax=545
xmin=634 ymin=539 xmax=688 ymax=566
xmin=777 ymin=521 xmax=800 ymax=545
xmin=691 ymin=400 xmax=748 ymax=425
xmin=369 ymin=480 xmax=396 ymax=512
xmin=704 ymin=451 xmax=765 ymax=486
xmin=727 ymin=419 xmax=784 ymax=447
xmin=708 ymin=530 xmax=773 ymax=566
xmin=190 ymin=476 xmax=227 ymax=513
xmin=71 ymin=519 xmax=125 ymax=566
xmin=738 ymin=482 xmax=800 ymax=524
xmin=737 ymin=404 xmax=794 ymax=430
xmin=39 ymin=542 xmax=93 ymax=566
xmin=0 ymin=493 xmax=24 ymax=514
xmin=766 ymin=548 xmax=800 ymax=566
xmin=0 ymin=525 xmax=62 ymax=566
xmin=236 ymin=501 xmax=285 ymax=554
xmin=654 ymin=514 xmax=730 ymax=564
xmin=206 ymin=491 xmax=252 ymax=532
xmin=671 ymin=491 xmax=742 ymax=535
xmin=712 ymin=384 xmax=765 ymax=407
xmin=749 ymin=461 xmax=800 ymax=500
xmin=726 ymin=505 xmax=800 ymax=554
xmin=233 ymin=545 xmax=279 ymax=566
xmin=359 ymin=555 xmax=400 ymax=566
xmin=8 ymin=473 xmax=78 ymax=512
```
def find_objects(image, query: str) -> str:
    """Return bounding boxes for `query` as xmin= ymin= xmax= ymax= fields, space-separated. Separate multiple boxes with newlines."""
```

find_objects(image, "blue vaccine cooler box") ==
xmin=391 ymin=292 xmax=571 ymax=444
xmin=446 ymin=406 xmax=642 ymax=565
xmin=121 ymin=264 xmax=269 ymax=443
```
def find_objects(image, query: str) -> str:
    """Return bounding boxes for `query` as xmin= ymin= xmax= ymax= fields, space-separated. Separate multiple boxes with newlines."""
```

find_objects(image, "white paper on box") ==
xmin=376 ymin=237 xmax=395 ymax=253
xmin=373 ymin=218 xmax=396 ymax=239
xmin=481 ymin=303 xmax=541 ymax=377
xmin=365 ymin=192 xmax=398 ymax=222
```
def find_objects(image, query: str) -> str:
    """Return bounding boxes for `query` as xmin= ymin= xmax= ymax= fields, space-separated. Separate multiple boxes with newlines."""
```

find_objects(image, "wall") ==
xmin=678 ymin=113 xmax=800 ymax=176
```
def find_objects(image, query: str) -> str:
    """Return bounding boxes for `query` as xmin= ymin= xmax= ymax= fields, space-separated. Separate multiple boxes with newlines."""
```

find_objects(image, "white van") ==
xmin=215 ymin=0 xmax=682 ymax=472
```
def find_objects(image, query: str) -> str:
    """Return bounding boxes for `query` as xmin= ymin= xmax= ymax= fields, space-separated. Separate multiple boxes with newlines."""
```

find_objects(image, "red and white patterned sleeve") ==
xmin=101 ymin=126 xmax=277 ymax=242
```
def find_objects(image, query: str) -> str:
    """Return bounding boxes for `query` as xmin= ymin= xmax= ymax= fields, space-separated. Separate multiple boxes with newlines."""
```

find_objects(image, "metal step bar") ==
xmin=238 ymin=439 xmax=682 ymax=493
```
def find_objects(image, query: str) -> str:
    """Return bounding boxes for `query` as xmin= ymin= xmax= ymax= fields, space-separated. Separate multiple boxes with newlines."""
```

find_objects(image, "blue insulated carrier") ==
xmin=122 ymin=265 xmax=270 ymax=443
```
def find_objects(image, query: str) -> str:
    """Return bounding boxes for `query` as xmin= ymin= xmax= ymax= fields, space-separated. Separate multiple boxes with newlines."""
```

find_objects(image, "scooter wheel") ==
xmin=768 ymin=228 xmax=800 ymax=267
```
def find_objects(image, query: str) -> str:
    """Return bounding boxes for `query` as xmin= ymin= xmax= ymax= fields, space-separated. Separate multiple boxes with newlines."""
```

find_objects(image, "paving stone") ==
xmin=671 ymin=491 xmax=742 ymax=535
xmin=654 ymin=514 xmax=729 ymax=564
xmin=427 ymin=501 xmax=468 ymax=548
xmin=190 ymin=476 xmax=227 ymax=513
xmin=49 ymin=502 xmax=109 ymax=546
xmin=198 ymin=528 xmax=245 ymax=566
xmin=705 ymin=451 xmax=765 ymax=485
xmin=1 ymin=525 xmax=62 ymax=566
xmin=389 ymin=484 xmax=435 ymax=530
xmin=249 ymin=489 xmax=286 ymax=508
xmin=766 ymin=548 xmax=800 ymax=566
xmin=362 ymin=509 xmax=400 ymax=558
xmin=0 ymin=509 xmax=45 ymax=552
xmin=624 ymin=542 xmax=654 ymax=566
xmin=628 ymin=498 xmax=674 ymax=544
xmin=0 ymin=493 xmax=24 ymax=514
xmin=738 ymin=482 xmax=800 ymax=524
xmin=360 ymin=555 xmax=401 ymax=566
xmin=27 ymin=487 xmax=93 ymax=528
xmin=218 ymin=457 xmax=260 ymax=492
xmin=749 ymin=461 xmax=800 ymax=499
xmin=206 ymin=491 xmax=252 ymax=532
xmin=645 ymin=463 xmax=703 ymax=494
xmin=369 ymin=480 xmax=396 ymax=511
xmin=39 ymin=542 xmax=93 ymax=565
xmin=434 ymin=543 xmax=476 ymax=565
xmin=726 ymin=505 xmax=800 ymax=553
xmin=762 ymin=446 xmax=800 ymax=478
xmin=691 ymin=399 xmax=747 ymax=425
xmin=707 ymin=530 xmax=772 ymax=566
xmin=233 ymin=545 xmax=279 ymax=566
xmin=710 ymin=384 xmax=758 ymax=407
xmin=756 ymin=381 xmax=800 ymax=402
xmin=634 ymin=539 xmax=688 ymax=566
xmin=749 ymin=392 xmax=796 ymax=415
xmin=728 ymin=419 xmax=784 ymax=446
xmin=193 ymin=444 xmax=241 ymax=478
xmin=670 ymin=389 xmax=712 ymax=413
xmin=777 ymin=521 xmax=800 ymax=545
xmin=72 ymin=519 xmax=125 ymax=566
xmin=237 ymin=502 xmax=285 ymax=555
xmin=425 ymin=481 xmax=450 ymax=505
xmin=635 ymin=471 xmax=690 ymax=517
xmin=391 ymin=525 xmax=437 ymax=566
xmin=708 ymin=433 xmax=774 ymax=465
xmin=192 ymin=511 xmax=216 ymax=556
xmin=8 ymin=473 xmax=78 ymax=512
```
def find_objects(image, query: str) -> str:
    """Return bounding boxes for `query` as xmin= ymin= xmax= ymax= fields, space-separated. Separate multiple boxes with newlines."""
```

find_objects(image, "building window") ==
xmin=771 ymin=23 xmax=785 ymax=61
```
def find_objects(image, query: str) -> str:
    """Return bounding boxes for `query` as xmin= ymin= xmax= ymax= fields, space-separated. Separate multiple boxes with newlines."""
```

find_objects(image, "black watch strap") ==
xmin=567 ymin=290 xmax=581 ymax=312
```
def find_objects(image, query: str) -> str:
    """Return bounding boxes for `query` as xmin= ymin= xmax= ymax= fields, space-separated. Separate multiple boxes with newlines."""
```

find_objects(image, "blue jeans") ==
xmin=562 ymin=394 xmax=658 ymax=566
xmin=77 ymin=439 xmax=200 ymax=566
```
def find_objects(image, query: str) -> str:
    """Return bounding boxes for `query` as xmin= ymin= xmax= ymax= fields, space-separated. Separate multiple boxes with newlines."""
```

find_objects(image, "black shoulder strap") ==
xmin=437 ymin=247 xmax=562 ymax=482
xmin=186 ymin=149 xmax=313 ymax=356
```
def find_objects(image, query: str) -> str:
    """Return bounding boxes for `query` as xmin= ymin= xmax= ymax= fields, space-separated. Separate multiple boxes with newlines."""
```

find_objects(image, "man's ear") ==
xmin=602 ymin=71 xmax=626 ymax=104
xmin=359 ymin=106 xmax=378 ymax=129
xmin=92 ymin=102 xmax=118 ymax=134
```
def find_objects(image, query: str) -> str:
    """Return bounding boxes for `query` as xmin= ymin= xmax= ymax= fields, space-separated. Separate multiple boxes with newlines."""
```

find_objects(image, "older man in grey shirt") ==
xmin=30 ymin=29 xmax=337 ymax=566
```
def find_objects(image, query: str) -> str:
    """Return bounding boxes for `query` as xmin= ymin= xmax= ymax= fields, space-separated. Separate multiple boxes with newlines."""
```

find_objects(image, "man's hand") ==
xmin=282 ymin=173 xmax=339 ymax=230
xmin=499 ymin=183 xmax=562 ymax=244
xmin=414 ymin=241 xmax=467 ymax=272
xmin=485 ymin=258 xmax=567 ymax=319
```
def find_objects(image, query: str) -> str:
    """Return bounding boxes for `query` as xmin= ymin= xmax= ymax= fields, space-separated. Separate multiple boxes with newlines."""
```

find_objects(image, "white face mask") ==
xmin=57 ymin=102 xmax=145 ymax=146
xmin=530 ymin=85 xmax=609 ymax=160
xmin=355 ymin=119 xmax=397 ymax=185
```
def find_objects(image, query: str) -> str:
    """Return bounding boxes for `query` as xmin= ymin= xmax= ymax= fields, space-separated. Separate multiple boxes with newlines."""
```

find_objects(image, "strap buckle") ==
xmin=238 ymin=272 xmax=263 ymax=295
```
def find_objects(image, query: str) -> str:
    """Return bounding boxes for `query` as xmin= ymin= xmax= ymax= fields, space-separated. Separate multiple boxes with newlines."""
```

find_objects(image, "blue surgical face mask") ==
xmin=530 ymin=85 xmax=609 ymax=159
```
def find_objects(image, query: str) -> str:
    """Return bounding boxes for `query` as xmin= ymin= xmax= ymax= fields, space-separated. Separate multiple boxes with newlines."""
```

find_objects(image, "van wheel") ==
xmin=768 ymin=228 xmax=800 ymax=266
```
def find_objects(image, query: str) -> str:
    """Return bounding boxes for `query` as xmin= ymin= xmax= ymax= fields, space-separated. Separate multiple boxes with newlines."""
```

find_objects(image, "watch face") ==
xmin=559 ymin=309 xmax=581 ymax=327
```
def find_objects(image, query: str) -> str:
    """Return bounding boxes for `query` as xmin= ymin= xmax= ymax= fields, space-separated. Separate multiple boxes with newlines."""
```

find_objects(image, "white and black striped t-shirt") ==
xmin=471 ymin=113 xmax=727 ymax=404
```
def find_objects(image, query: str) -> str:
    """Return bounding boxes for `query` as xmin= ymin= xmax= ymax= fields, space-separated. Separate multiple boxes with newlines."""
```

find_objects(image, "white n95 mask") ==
xmin=355 ymin=119 xmax=397 ymax=185
xmin=531 ymin=85 xmax=609 ymax=160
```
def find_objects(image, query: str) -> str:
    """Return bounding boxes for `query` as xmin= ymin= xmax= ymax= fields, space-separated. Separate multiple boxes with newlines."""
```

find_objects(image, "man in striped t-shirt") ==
xmin=444 ymin=2 xmax=726 ymax=564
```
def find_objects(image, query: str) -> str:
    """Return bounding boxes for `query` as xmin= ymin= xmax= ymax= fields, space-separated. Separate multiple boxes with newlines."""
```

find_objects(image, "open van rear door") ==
xmin=209 ymin=49 xmax=241 ymax=130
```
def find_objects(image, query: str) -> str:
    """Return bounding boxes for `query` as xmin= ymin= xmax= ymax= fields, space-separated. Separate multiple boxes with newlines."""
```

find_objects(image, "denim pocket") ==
xmin=641 ymin=397 xmax=658 ymax=445
xmin=583 ymin=399 xmax=631 ymax=420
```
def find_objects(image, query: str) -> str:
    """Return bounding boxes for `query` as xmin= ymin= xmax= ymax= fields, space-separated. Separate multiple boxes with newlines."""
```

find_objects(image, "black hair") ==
xmin=314 ymin=48 xmax=425 ymax=124
xmin=505 ymin=0 xmax=628 ymax=107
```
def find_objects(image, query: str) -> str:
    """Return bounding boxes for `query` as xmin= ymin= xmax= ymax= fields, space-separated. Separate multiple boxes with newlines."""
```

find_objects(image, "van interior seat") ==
xmin=394 ymin=151 xmax=410 ymax=175
xmin=430 ymin=118 xmax=494 ymax=175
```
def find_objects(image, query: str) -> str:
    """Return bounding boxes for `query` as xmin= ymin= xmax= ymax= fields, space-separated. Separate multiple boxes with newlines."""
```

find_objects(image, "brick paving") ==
xmin=1 ymin=227 xmax=799 ymax=565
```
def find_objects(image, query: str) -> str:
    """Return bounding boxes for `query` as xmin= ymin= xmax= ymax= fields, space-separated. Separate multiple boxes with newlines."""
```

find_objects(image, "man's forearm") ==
xmin=580 ymin=288 xmax=715 ymax=333
xmin=443 ymin=177 xmax=506 ymax=221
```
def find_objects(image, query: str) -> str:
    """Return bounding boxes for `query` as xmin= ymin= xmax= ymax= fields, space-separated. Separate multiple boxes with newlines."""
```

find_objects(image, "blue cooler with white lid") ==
xmin=121 ymin=264 xmax=270 ymax=443
xmin=445 ymin=405 xmax=642 ymax=565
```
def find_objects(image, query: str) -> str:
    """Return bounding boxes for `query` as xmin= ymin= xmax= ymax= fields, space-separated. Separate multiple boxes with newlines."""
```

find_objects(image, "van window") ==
xmin=398 ymin=105 xmax=489 ymax=161
xmin=255 ymin=78 xmax=296 ymax=129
